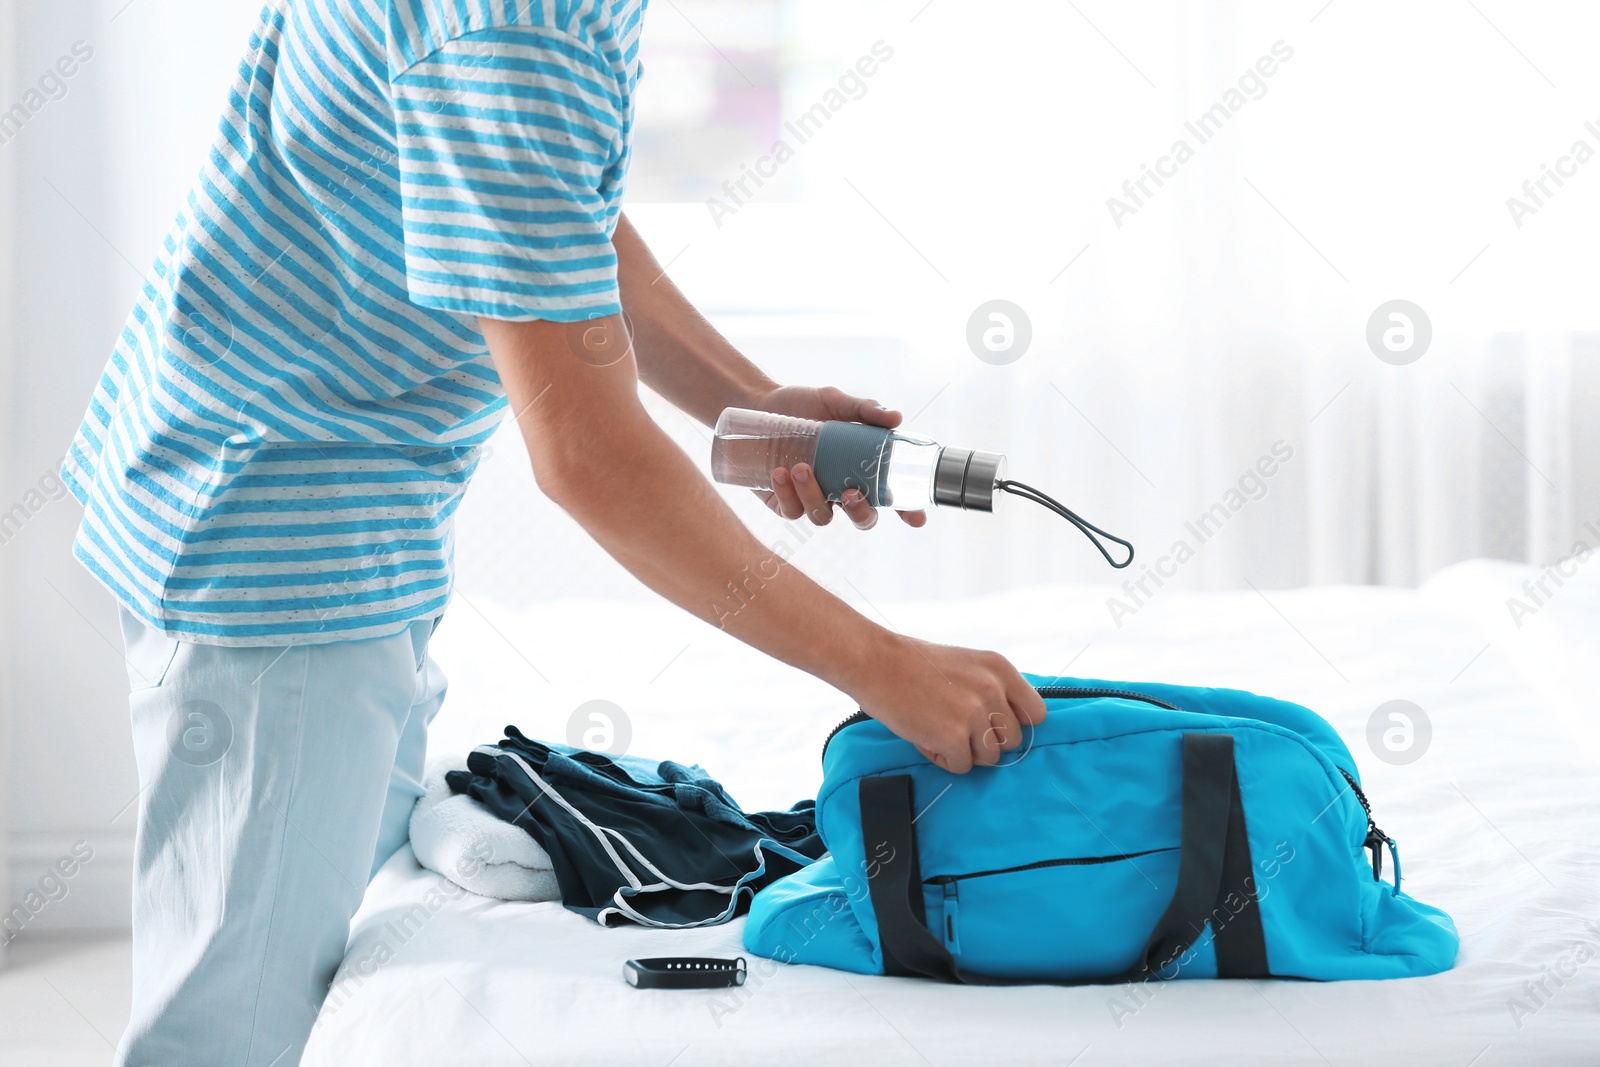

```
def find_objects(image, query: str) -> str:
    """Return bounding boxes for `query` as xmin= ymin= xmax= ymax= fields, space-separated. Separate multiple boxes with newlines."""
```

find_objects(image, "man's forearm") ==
xmin=552 ymin=405 xmax=891 ymax=691
xmin=483 ymin=315 xmax=891 ymax=698
xmin=614 ymin=213 xmax=777 ymax=425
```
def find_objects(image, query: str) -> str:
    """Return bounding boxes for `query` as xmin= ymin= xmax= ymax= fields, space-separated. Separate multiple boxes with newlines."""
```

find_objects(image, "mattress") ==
xmin=302 ymin=560 xmax=1600 ymax=1066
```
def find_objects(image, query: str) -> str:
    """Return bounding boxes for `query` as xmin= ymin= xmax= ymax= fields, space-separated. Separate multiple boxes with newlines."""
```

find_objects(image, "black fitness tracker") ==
xmin=623 ymin=957 xmax=747 ymax=990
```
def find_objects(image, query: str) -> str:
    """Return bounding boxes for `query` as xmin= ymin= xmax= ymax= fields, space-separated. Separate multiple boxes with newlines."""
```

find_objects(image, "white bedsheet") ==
xmin=304 ymin=561 xmax=1600 ymax=1066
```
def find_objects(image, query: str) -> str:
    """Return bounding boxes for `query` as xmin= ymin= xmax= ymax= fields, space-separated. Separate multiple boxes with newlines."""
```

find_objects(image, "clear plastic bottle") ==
xmin=710 ymin=407 xmax=1005 ymax=511
xmin=708 ymin=408 xmax=825 ymax=490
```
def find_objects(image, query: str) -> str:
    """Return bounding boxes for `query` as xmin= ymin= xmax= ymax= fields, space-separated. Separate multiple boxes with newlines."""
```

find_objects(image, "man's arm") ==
xmin=613 ymin=213 xmax=774 ymax=426
xmin=612 ymin=213 xmax=925 ymax=530
xmin=480 ymin=313 xmax=1044 ymax=773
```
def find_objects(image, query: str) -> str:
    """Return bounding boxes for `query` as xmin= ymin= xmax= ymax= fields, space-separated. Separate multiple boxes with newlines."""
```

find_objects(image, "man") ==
xmin=62 ymin=1 xmax=1045 ymax=1063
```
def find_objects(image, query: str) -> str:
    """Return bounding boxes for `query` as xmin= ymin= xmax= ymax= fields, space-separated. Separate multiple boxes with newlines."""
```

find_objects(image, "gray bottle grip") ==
xmin=812 ymin=421 xmax=892 ymax=506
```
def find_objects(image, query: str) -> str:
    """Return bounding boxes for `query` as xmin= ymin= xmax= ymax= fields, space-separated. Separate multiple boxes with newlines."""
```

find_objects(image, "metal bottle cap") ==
xmin=932 ymin=448 xmax=1007 ymax=511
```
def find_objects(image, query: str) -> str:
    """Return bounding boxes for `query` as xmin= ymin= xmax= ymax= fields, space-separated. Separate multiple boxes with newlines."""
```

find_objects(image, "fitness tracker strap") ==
xmin=624 ymin=956 xmax=747 ymax=990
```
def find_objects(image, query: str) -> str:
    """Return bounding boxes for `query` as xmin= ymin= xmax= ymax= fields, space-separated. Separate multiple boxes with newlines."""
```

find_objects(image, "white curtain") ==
xmin=452 ymin=0 xmax=1600 ymax=607
xmin=9 ymin=0 xmax=1596 ymax=610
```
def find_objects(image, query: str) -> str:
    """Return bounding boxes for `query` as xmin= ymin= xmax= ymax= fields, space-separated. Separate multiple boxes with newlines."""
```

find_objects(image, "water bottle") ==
xmin=710 ymin=407 xmax=1007 ymax=511
xmin=709 ymin=407 xmax=1137 ymax=568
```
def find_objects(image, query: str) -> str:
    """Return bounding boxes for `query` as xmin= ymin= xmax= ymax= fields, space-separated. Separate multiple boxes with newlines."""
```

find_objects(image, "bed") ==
xmin=302 ymin=560 xmax=1600 ymax=1065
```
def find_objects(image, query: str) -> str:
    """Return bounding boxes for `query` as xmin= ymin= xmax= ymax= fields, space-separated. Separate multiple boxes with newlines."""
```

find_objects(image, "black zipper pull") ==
xmin=1339 ymin=768 xmax=1394 ymax=882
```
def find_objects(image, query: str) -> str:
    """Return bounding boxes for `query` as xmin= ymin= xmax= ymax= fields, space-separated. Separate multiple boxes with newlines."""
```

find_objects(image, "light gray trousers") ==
xmin=116 ymin=609 xmax=446 ymax=1067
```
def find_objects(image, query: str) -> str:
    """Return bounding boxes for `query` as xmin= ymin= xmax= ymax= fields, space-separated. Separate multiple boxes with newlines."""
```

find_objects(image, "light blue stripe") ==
xmin=136 ymin=575 xmax=452 ymax=615
xmin=163 ymin=557 xmax=448 ymax=592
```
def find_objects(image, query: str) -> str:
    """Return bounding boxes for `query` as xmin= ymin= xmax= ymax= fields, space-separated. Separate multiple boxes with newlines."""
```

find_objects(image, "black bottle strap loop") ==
xmin=994 ymin=479 xmax=1135 ymax=569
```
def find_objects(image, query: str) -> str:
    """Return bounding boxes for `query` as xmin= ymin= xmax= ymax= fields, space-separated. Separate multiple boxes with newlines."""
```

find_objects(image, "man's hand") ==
xmin=853 ymin=637 xmax=1048 ymax=774
xmin=612 ymin=216 xmax=925 ymax=533
xmin=746 ymin=385 xmax=929 ymax=531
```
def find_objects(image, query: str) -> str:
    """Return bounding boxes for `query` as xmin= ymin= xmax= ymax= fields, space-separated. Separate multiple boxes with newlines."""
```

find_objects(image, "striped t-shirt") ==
xmin=63 ymin=0 xmax=647 ymax=645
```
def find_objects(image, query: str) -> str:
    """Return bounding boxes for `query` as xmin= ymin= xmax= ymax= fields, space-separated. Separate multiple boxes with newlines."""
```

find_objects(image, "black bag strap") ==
xmin=860 ymin=731 xmax=1268 ymax=985
xmin=859 ymin=773 xmax=961 ymax=980
xmin=1211 ymin=759 xmax=1270 ymax=977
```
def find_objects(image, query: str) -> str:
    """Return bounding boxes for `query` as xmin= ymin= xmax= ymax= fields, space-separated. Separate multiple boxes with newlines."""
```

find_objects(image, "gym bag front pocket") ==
xmin=920 ymin=848 xmax=1180 ymax=981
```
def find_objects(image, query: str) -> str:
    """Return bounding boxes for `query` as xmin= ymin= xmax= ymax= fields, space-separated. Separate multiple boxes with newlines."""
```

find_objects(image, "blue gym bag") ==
xmin=744 ymin=675 xmax=1459 ymax=984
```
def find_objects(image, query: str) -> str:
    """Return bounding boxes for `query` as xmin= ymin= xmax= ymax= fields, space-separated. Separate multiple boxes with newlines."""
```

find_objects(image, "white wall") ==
xmin=1 ymin=0 xmax=263 ymax=936
xmin=0 ymin=0 xmax=16 ymax=963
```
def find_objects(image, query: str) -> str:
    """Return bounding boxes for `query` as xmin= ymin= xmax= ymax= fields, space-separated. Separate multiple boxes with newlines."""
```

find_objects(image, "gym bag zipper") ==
xmin=925 ymin=846 xmax=1177 ymax=884
xmin=820 ymin=685 xmax=1181 ymax=763
xmin=1338 ymin=767 xmax=1399 ymax=889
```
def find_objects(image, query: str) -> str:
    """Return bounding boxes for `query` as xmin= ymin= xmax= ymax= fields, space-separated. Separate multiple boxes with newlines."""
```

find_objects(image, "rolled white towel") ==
xmin=409 ymin=756 xmax=561 ymax=902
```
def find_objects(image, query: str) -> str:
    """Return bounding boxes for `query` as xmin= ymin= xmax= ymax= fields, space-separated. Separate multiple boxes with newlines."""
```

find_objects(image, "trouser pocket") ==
xmin=118 ymin=608 xmax=181 ymax=690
